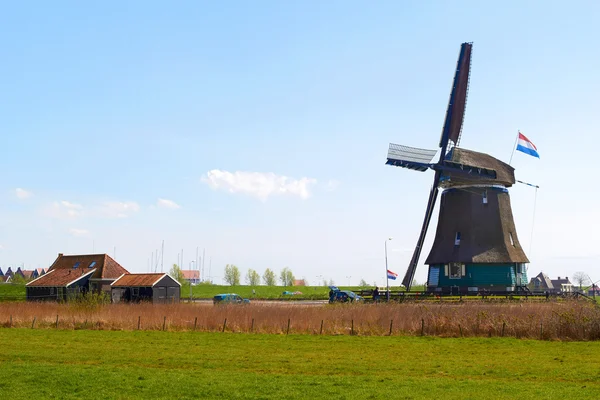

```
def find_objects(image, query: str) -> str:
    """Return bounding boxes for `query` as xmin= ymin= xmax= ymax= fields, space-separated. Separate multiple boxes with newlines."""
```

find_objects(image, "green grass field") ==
xmin=184 ymin=284 xmax=422 ymax=299
xmin=0 ymin=283 xmax=26 ymax=301
xmin=0 ymin=329 xmax=598 ymax=399
xmin=0 ymin=283 xmax=404 ymax=301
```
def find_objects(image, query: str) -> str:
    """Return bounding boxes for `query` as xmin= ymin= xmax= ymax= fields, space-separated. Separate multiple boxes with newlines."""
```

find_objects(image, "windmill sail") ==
xmin=401 ymin=174 xmax=440 ymax=288
xmin=439 ymin=42 xmax=472 ymax=151
xmin=386 ymin=144 xmax=437 ymax=171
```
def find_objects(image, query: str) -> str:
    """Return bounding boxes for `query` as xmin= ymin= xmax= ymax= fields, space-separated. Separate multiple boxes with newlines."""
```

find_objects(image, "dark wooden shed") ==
xmin=111 ymin=273 xmax=181 ymax=303
xmin=26 ymin=268 xmax=96 ymax=301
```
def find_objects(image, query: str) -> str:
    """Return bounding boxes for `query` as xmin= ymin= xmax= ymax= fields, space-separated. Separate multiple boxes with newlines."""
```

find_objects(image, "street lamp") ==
xmin=385 ymin=237 xmax=393 ymax=301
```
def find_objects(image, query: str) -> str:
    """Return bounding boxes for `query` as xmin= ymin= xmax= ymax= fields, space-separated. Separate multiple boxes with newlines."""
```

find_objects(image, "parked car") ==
xmin=328 ymin=287 xmax=363 ymax=303
xmin=213 ymin=293 xmax=250 ymax=305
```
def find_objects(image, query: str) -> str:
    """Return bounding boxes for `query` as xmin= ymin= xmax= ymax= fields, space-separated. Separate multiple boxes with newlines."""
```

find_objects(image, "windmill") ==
xmin=386 ymin=42 xmax=529 ymax=294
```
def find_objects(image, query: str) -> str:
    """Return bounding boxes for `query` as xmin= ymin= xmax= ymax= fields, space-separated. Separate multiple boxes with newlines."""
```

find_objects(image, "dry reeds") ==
xmin=0 ymin=300 xmax=599 ymax=340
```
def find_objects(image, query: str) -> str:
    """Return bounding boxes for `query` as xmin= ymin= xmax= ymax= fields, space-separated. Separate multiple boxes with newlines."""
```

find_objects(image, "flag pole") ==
xmin=508 ymin=130 xmax=519 ymax=166
xmin=385 ymin=239 xmax=390 ymax=302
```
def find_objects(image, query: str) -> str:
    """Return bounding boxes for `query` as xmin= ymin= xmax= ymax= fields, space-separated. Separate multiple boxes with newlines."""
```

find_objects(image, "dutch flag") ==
xmin=516 ymin=132 xmax=540 ymax=158
xmin=387 ymin=269 xmax=398 ymax=280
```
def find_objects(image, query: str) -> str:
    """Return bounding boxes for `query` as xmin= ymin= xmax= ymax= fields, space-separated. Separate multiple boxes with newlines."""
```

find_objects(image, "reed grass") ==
xmin=1 ymin=300 xmax=599 ymax=340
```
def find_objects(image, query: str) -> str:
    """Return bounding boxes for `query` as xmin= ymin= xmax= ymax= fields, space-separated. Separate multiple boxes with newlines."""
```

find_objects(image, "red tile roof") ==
xmin=181 ymin=270 xmax=199 ymax=280
xmin=47 ymin=253 xmax=129 ymax=280
xmin=111 ymin=273 xmax=171 ymax=287
xmin=26 ymin=268 xmax=96 ymax=287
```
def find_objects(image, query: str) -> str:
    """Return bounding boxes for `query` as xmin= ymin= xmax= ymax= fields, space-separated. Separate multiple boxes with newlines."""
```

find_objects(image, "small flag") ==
xmin=516 ymin=132 xmax=540 ymax=158
xmin=387 ymin=269 xmax=398 ymax=280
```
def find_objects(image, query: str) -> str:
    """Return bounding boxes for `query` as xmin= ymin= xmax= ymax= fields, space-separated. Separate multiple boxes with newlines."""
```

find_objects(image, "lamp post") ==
xmin=385 ymin=237 xmax=393 ymax=301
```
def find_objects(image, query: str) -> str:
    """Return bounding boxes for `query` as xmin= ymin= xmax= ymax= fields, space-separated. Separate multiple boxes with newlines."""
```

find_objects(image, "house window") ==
xmin=454 ymin=232 xmax=461 ymax=246
xmin=509 ymin=232 xmax=515 ymax=246
xmin=73 ymin=262 xmax=80 ymax=269
xmin=50 ymin=287 xmax=55 ymax=295
xmin=449 ymin=263 xmax=463 ymax=279
xmin=132 ymin=287 xmax=139 ymax=297
xmin=483 ymin=190 xmax=488 ymax=204
xmin=89 ymin=261 xmax=96 ymax=268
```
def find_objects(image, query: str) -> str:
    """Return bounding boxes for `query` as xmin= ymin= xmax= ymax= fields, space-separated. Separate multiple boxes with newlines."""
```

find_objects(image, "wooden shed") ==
xmin=111 ymin=273 xmax=181 ymax=303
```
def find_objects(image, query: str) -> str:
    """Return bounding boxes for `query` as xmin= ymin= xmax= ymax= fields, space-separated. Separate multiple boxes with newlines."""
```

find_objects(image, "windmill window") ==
xmin=454 ymin=232 xmax=461 ymax=246
xmin=509 ymin=232 xmax=515 ymax=246
xmin=73 ymin=262 xmax=80 ymax=269
xmin=449 ymin=263 xmax=463 ymax=279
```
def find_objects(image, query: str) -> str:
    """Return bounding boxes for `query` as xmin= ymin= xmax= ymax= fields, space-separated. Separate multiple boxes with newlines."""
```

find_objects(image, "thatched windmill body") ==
xmin=386 ymin=42 xmax=529 ymax=294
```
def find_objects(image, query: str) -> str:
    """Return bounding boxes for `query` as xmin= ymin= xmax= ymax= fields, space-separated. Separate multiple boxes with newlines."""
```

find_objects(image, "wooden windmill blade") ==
xmin=439 ymin=42 xmax=472 ymax=152
xmin=398 ymin=42 xmax=473 ymax=291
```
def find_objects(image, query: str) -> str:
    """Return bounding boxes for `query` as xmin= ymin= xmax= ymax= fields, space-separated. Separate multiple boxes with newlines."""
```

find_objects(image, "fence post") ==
xmin=320 ymin=320 xmax=324 ymax=335
xmin=540 ymin=321 xmax=543 ymax=339
xmin=459 ymin=324 xmax=463 ymax=337
xmin=32 ymin=317 xmax=36 ymax=329
xmin=9 ymin=315 xmax=12 ymax=328
xmin=194 ymin=317 xmax=198 ymax=331
xmin=421 ymin=318 xmax=425 ymax=336
xmin=222 ymin=318 xmax=227 ymax=333
xmin=163 ymin=316 xmax=166 ymax=331
xmin=287 ymin=318 xmax=291 ymax=335
xmin=250 ymin=318 xmax=254 ymax=333
xmin=138 ymin=316 xmax=141 ymax=330
xmin=502 ymin=321 xmax=506 ymax=337
xmin=55 ymin=315 xmax=59 ymax=329
xmin=351 ymin=319 xmax=354 ymax=336
xmin=389 ymin=320 xmax=393 ymax=336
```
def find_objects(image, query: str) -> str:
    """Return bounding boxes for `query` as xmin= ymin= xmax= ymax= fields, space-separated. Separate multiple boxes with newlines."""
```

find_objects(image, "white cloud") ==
xmin=45 ymin=200 xmax=84 ymax=219
xmin=99 ymin=201 xmax=140 ymax=218
xmin=69 ymin=228 xmax=89 ymax=237
xmin=0 ymin=244 xmax=4 ymax=250
xmin=202 ymin=169 xmax=317 ymax=201
xmin=157 ymin=198 xmax=181 ymax=210
xmin=14 ymin=188 xmax=33 ymax=199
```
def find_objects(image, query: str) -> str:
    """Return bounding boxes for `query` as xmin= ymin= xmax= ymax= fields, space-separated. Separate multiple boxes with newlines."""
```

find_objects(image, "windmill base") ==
xmin=426 ymin=262 xmax=528 ymax=294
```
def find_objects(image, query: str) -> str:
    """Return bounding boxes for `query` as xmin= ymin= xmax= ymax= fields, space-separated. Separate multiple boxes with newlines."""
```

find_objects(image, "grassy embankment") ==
xmin=0 ymin=283 xmax=26 ymax=301
xmin=0 ymin=283 xmax=418 ymax=302
xmin=0 ymin=329 xmax=599 ymax=399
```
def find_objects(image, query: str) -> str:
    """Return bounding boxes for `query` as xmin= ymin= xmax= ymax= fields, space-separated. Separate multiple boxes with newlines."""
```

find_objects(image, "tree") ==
xmin=263 ymin=268 xmax=276 ymax=286
xmin=322 ymin=279 xmax=328 ymax=287
xmin=328 ymin=278 xmax=335 ymax=286
xmin=280 ymin=267 xmax=295 ymax=286
xmin=169 ymin=264 xmax=186 ymax=286
xmin=224 ymin=264 xmax=241 ymax=286
xmin=245 ymin=269 xmax=260 ymax=286
xmin=572 ymin=271 xmax=589 ymax=290
xmin=359 ymin=278 xmax=369 ymax=288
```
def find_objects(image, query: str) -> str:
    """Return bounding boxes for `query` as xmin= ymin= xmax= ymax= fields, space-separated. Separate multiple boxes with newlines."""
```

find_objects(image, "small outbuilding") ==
xmin=111 ymin=273 xmax=181 ymax=304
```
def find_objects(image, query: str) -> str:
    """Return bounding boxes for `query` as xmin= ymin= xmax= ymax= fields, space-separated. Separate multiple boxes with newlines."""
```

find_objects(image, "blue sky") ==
xmin=1 ymin=1 xmax=599 ymax=286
